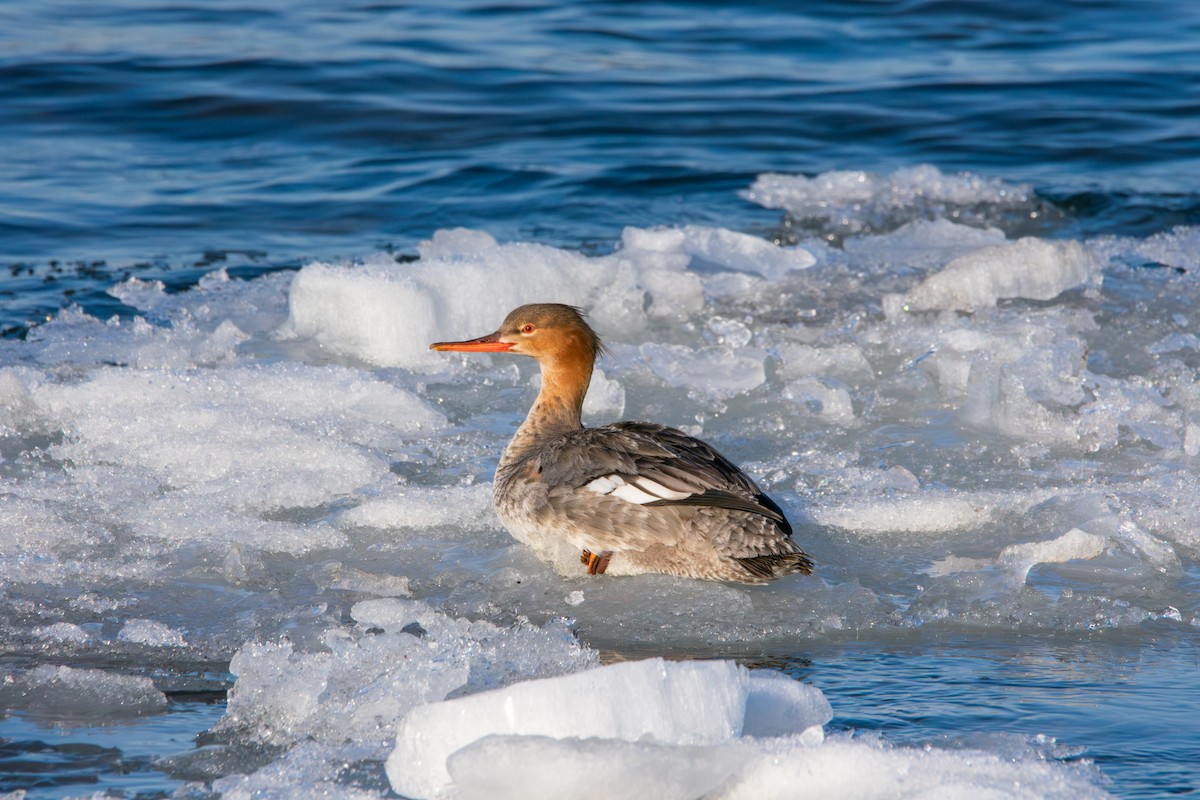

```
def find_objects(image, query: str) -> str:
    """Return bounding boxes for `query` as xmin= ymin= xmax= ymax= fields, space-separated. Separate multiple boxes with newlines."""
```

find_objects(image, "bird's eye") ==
xmin=521 ymin=323 xmax=536 ymax=335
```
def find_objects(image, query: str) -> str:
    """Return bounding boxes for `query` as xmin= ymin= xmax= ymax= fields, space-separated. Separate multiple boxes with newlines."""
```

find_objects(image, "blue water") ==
xmin=3 ymin=0 xmax=1199 ymax=333
xmin=2 ymin=1 xmax=1200 ymax=797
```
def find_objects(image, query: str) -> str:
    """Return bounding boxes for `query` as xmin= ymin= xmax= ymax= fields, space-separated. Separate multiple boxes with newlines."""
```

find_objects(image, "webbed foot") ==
xmin=580 ymin=549 xmax=613 ymax=575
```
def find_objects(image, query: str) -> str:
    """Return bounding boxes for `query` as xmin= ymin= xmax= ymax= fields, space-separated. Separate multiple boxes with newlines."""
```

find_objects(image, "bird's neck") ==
xmin=505 ymin=355 xmax=593 ymax=460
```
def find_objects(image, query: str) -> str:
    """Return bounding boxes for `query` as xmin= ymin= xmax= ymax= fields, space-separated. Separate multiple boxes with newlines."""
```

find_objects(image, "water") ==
xmin=3 ymin=0 xmax=1199 ymax=333
xmin=2 ymin=1 xmax=1200 ymax=798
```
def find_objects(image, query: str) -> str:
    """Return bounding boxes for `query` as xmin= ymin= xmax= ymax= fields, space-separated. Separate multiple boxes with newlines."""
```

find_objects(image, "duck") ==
xmin=429 ymin=303 xmax=813 ymax=584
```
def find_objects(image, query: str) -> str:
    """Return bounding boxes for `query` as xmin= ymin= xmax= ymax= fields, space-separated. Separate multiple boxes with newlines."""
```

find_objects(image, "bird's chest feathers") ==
xmin=494 ymin=455 xmax=554 ymax=529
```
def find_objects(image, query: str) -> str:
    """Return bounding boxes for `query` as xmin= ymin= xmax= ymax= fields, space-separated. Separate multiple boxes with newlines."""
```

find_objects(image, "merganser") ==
xmin=430 ymin=303 xmax=813 ymax=584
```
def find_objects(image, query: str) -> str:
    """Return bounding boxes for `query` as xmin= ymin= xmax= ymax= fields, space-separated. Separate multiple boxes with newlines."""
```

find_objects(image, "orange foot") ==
xmin=580 ymin=549 xmax=613 ymax=575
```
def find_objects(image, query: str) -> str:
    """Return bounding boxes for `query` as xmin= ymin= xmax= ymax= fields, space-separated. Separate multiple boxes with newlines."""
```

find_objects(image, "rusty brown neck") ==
xmin=502 ymin=345 xmax=594 ymax=463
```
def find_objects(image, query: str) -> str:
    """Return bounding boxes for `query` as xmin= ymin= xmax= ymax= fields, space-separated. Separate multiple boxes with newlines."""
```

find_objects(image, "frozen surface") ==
xmin=0 ymin=665 xmax=167 ymax=720
xmin=388 ymin=658 xmax=834 ymax=800
xmin=387 ymin=658 xmax=751 ymax=799
xmin=217 ymin=598 xmax=597 ymax=752
xmin=3 ymin=165 xmax=1193 ymax=796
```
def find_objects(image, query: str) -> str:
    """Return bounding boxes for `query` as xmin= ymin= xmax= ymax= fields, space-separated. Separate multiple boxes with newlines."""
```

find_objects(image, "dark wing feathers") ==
xmin=646 ymin=489 xmax=789 ymax=530
xmin=536 ymin=421 xmax=790 ymax=532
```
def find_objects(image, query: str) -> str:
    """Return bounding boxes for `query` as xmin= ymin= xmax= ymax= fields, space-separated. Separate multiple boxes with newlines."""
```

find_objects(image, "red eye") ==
xmin=521 ymin=323 xmax=536 ymax=334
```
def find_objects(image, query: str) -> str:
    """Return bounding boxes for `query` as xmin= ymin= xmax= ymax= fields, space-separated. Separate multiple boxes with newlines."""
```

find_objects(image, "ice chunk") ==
xmin=583 ymin=366 xmax=626 ymax=421
xmin=782 ymin=377 xmax=857 ymax=426
xmin=777 ymin=342 xmax=873 ymax=381
xmin=717 ymin=736 xmax=1112 ymax=800
xmin=285 ymin=226 xmax=799 ymax=368
xmin=32 ymin=622 xmax=92 ymax=644
xmin=303 ymin=562 xmax=412 ymax=597
xmin=283 ymin=241 xmax=603 ymax=369
xmin=447 ymin=735 xmax=754 ymax=800
xmin=118 ymin=618 xmax=188 ymax=647
xmin=418 ymin=228 xmax=501 ymax=259
xmin=210 ymin=739 xmax=385 ymax=800
xmin=641 ymin=342 xmax=766 ymax=400
xmin=743 ymin=165 xmax=1037 ymax=234
xmin=621 ymin=225 xmax=814 ymax=280
xmin=904 ymin=237 xmax=1100 ymax=311
xmin=929 ymin=528 xmax=1109 ymax=581
xmin=1149 ymin=332 xmax=1200 ymax=354
xmin=108 ymin=275 xmax=170 ymax=313
xmin=743 ymin=670 xmax=834 ymax=738
xmin=843 ymin=219 xmax=1008 ymax=269
xmin=0 ymin=665 xmax=167 ymax=720
xmin=217 ymin=599 xmax=598 ymax=751
xmin=999 ymin=528 xmax=1109 ymax=581
xmin=0 ymin=367 xmax=42 ymax=434
xmin=386 ymin=658 xmax=749 ymax=799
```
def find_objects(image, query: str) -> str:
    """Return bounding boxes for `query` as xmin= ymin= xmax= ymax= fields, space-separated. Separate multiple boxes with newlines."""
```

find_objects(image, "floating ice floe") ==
xmin=215 ymin=598 xmax=599 ymax=751
xmin=0 ymin=665 xmax=167 ymax=720
xmin=899 ymin=237 xmax=1101 ymax=311
xmin=742 ymin=165 xmax=1039 ymax=236
xmin=620 ymin=224 xmax=816 ymax=279
xmin=281 ymin=224 xmax=813 ymax=371
xmin=387 ymin=658 xmax=835 ymax=800
xmin=204 ymin=599 xmax=1107 ymax=800
xmin=118 ymin=617 xmax=188 ymax=647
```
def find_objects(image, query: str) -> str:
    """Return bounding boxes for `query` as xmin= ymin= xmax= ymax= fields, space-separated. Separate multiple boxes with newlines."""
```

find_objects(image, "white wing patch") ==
xmin=584 ymin=474 xmax=694 ymax=505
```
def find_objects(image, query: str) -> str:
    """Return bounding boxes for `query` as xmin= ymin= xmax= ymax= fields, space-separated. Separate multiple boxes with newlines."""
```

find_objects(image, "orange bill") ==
xmin=429 ymin=330 xmax=513 ymax=352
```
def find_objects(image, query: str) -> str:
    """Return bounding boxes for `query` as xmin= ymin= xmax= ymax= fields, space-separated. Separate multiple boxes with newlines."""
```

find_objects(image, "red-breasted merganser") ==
xmin=430 ymin=303 xmax=813 ymax=584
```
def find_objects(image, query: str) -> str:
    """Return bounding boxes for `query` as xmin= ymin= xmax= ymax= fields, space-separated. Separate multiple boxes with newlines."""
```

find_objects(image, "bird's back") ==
xmin=494 ymin=421 xmax=813 ymax=583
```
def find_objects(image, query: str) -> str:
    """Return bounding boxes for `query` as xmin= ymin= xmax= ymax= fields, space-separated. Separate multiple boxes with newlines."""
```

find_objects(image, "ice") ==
xmin=640 ymin=342 xmax=766 ymax=400
xmin=782 ymin=377 xmax=858 ymax=426
xmin=0 ymin=177 xmax=1186 ymax=798
xmin=928 ymin=528 xmax=1109 ymax=581
xmin=387 ymin=658 xmax=746 ymax=798
xmin=620 ymin=224 xmax=816 ymax=279
xmin=217 ymin=598 xmax=598 ymax=752
xmin=777 ymin=342 xmax=873 ymax=381
xmin=843 ymin=218 xmax=1008 ymax=269
xmin=32 ymin=363 xmax=441 ymax=513
xmin=284 ymin=223 xmax=810 ymax=370
xmin=284 ymin=229 xmax=707 ymax=369
xmin=717 ymin=736 xmax=1110 ymax=800
xmin=209 ymin=740 xmax=387 ymax=800
xmin=386 ymin=657 xmax=832 ymax=800
xmin=743 ymin=669 xmax=833 ymax=739
xmin=742 ymin=165 xmax=1039 ymax=236
xmin=338 ymin=484 xmax=496 ymax=531
xmin=0 ymin=665 xmax=167 ymax=720
xmin=582 ymin=366 xmax=626 ymax=419
xmin=447 ymin=735 xmax=754 ymax=800
xmin=1149 ymin=332 xmax=1200 ymax=354
xmin=118 ymin=618 xmax=188 ymax=647
xmin=32 ymin=621 xmax=92 ymax=643
xmin=283 ymin=246 xmax=595 ymax=369
xmin=812 ymin=489 xmax=1045 ymax=535
xmin=902 ymin=237 xmax=1101 ymax=311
